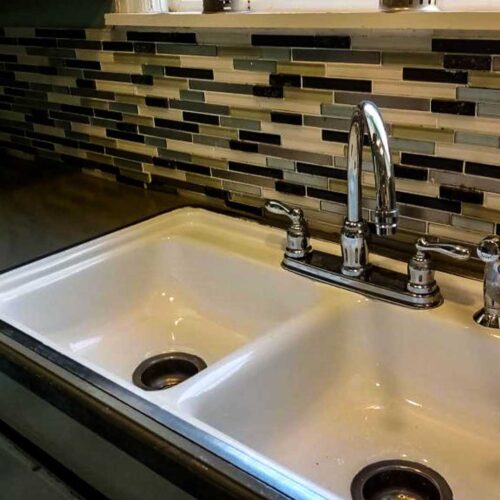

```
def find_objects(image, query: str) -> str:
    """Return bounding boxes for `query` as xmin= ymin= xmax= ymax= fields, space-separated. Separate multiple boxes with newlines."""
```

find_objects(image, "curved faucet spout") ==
xmin=347 ymin=101 xmax=398 ymax=236
xmin=341 ymin=101 xmax=398 ymax=277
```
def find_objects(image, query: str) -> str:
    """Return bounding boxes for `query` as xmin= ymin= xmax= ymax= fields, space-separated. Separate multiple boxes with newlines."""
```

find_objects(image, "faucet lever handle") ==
xmin=265 ymin=200 xmax=311 ymax=259
xmin=407 ymin=237 xmax=470 ymax=297
xmin=415 ymin=237 xmax=470 ymax=261
xmin=265 ymin=200 xmax=305 ymax=226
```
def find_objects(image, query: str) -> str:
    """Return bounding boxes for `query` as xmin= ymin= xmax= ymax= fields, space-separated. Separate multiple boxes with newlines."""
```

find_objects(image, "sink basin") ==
xmin=0 ymin=208 xmax=322 ymax=388
xmin=182 ymin=257 xmax=500 ymax=499
xmin=1 ymin=207 xmax=498 ymax=499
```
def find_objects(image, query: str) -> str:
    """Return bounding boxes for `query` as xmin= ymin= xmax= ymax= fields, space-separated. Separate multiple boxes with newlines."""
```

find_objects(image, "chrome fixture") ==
xmin=407 ymin=237 xmax=470 ymax=298
xmin=340 ymin=101 xmax=397 ymax=277
xmin=265 ymin=200 xmax=311 ymax=259
xmin=474 ymin=236 xmax=500 ymax=329
xmin=265 ymin=100 xmax=472 ymax=309
xmin=266 ymin=202 xmax=470 ymax=308
xmin=380 ymin=0 xmax=437 ymax=11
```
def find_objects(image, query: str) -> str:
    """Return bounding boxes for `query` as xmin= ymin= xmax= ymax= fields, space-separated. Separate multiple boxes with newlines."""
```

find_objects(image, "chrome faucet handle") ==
xmin=474 ymin=235 xmax=500 ymax=329
xmin=407 ymin=237 xmax=470 ymax=296
xmin=414 ymin=237 xmax=471 ymax=260
xmin=265 ymin=200 xmax=312 ymax=259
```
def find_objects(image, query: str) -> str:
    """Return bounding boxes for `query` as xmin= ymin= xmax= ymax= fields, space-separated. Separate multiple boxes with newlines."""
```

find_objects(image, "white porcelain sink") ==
xmin=1 ymin=207 xmax=498 ymax=499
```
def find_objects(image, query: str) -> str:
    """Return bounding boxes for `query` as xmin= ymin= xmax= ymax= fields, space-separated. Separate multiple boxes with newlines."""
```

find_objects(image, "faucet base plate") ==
xmin=283 ymin=250 xmax=443 ymax=309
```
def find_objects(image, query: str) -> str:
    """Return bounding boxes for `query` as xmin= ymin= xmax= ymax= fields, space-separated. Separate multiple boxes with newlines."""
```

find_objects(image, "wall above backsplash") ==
xmin=0 ymin=26 xmax=498 ymax=246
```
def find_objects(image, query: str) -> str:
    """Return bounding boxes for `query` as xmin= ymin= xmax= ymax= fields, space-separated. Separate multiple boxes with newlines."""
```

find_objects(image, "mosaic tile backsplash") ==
xmin=0 ymin=26 xmax=499 ymax=245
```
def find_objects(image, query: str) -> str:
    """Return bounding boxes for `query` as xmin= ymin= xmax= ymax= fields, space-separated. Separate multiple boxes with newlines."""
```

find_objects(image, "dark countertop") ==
xmin=0 ymin=154 xmax=181 ymax=273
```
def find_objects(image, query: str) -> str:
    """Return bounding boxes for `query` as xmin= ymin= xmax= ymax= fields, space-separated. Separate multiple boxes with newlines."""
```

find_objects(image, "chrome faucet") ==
xmin=341 ymin=101 xmax=398 ymax=277
xmin=474 ymin=236 xmax=500 ymax=329
xmin=265 ymin=100 xmax=471 ymax=310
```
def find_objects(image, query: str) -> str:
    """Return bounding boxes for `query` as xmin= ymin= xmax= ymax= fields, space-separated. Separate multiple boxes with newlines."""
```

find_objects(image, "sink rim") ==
xmin=0 ymin=206 xmax=337 ymax=500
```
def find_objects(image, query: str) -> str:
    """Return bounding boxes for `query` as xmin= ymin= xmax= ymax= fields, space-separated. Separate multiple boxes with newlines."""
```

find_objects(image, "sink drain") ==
xmin=132 ymin=352 xmax=207 ymax=390
xmin=351 ymin=460 xmax=453 ymax=500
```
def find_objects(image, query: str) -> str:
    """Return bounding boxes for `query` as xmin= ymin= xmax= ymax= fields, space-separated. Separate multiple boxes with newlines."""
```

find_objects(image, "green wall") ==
xmin=0 ymin=0 xmax=114 ymax=27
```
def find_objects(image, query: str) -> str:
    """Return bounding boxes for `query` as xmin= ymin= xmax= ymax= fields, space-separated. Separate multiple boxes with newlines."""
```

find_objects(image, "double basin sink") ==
xmin=0 ymin=208 xmax=498 ymax=499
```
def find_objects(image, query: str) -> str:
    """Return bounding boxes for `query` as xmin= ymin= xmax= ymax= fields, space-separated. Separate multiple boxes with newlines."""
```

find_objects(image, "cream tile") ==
xmin=100 ymin=62 xmax=143 ymax=73
xmin=383 ymin=109 xmax=438 ymax=128
xmin=326 ymin=64 xmax=402 ymax=81
xmin=180 ymin=55 xmax=234 ymax=70
xmin=95 ymin=80 xmax=136 ymax=94
xmin=484 ymin=192 xmax=500 ymax=211
xmin=71 ymin=123 xmax=107 ymax=137
xmin=428 ymin=223 xmax=485 ymax=244
xmin=76 ymin=50 xmax=115 ymax=62
xmin=214 ymin=69 xmax=269 ymax=85
xmin=166 ymin=139 xmax=267 ymax=166
xmin=277 ymin=62 xmax=326 ymax=77
xmin=373 ymin=80 xmax=456 ymax=100
xmin=436 ymin=143 xmax=500 ymax=167
xmin=437 ymin=115 xmax=500 ymax=135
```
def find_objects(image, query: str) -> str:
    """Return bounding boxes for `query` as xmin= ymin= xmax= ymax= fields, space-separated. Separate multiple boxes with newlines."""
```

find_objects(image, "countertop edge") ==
xmin=105 ymin=11 xmax=500 ymax=30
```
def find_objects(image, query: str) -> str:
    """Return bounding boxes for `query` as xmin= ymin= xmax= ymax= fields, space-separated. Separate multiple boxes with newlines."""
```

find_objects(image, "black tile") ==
xmin=6 ymin=63 xmax=58 ymax=75
xmin=151 ymin=175 xmax=205 ymax=194
xmin=297 ymin=162 xmax=347 ymax=179
xmin=269 ymin=73 xmax=301 ymax=88
xmin=57 ymin=39 xmax=101 ymax=50
xmin=396 ymin=192 xmax=461 ymax=213
xmin=60 ymin=104 xmax=94 ymax=116
xmin=303 ymin=76 xmax=371 ymax=92
xmin=443 ymin=54 xmax=491 ymax=71
xmin=431 ymin=100 xmax=476 ymax=116
xmin=131 ymin=74 xmax=153 ymax=85
xmin=432 ymin=38 xmax=500 ymax=55
xmin=102 ymin=41 xmax=134 ymax=52
xmin=83 ymin=70 xmax=130 ymax=82
xmin=106 ymin=129 xmax=145 ymax=143
xmin=65 ymin=59 xmax=101 ymax=70
xmin=154 ymin=117 xmax=198 ymax=133
xmin=116 ymin=122 xmax=138 ymax=133
xmin=0 ymin=54 xmax=17 ymax=63
xmin=465 ymin=161 xmax=500 ymax=180
xmin=145 ymin=96 xmax=168 ymax=108
xmin=239 ymin=130 xmax=281 ymax=145
xmin=401 ymin=153 xmax=463 ymax=172
xmin=322 ymin=130 xmax=349 ymax=143
xmin=50 ymin=111 xmax=90 ymax=123
xmin=175 ymin=161 xmax=211 ymax=175
xmin=275 ymin=180 xmax=306 ymax=196
xmin=403 ymin=67 xmax=468 ymax=85
xmin=0 ymin=37 xmax=18 ymax=45
xmin=225 ymin=199 xmax=263 ymax=217
xmin=0 ymin=71 xmax=15 ymax=80
xmin=133 ymin=42 xmax=156 ymax=54
xmin=228 ymin=161 xmax=283 ymax=179
xmin=394 ymin=164 xmax=428 ymax=181
xmin=18 ymin=37 xmax=57 ymax=47
xmin=70 ymin=88 xmax=115 ymax=100
xmin=205 ymin=186 xmax=227 ymax=199
xmin=183 ymin=111 xmax=219 ymax=125
xmin=229 ymin=140 xmax=259 ymax=153
xmin=164 ymin=66 xmax=213 ymax=80
xmin=106 ymin=146 xmax=151 ymax=163
xmin=126 ymin=31 xmax=197 ymax=44
xmin=271 ymin=111 xmax=302 ymax=126
xmin=251 ymin=34 xmax=350 ymax=49
xmin=31 ymin=139 xmax=55 ymax=150
xmin=75 ymin=78 xmax=96 ymax=89
xmin=440 ymin=186 xmax=484 ymax=204
xmin=307 ymin=187 xmax=347 ymax=204
xmin=252 ymin=85 xmax=283 ymax=98
xmin=79 ymin=141 xmax=104 ymax=153
xmin=35 ymin=28 xmax=86 ymax=39
xmin=153 ymin=156 xmax=176 ymax=169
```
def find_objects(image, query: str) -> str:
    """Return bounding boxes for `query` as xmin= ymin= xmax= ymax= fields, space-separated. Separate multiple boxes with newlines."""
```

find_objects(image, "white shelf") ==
xmin=105 ymin=10 xmax=500 ymax=30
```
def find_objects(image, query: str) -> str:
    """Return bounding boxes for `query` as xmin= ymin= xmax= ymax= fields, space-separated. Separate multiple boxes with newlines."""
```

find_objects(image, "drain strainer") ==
xmin=351 ymin=460 xmax=453 ymax=500
xmin=133 ymin=352 xmax=207 ymax=390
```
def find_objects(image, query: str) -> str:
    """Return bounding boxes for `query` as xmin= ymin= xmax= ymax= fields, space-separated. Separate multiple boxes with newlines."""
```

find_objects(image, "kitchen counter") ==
xmin=0 ymin=153 xmax=181 ymax=273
